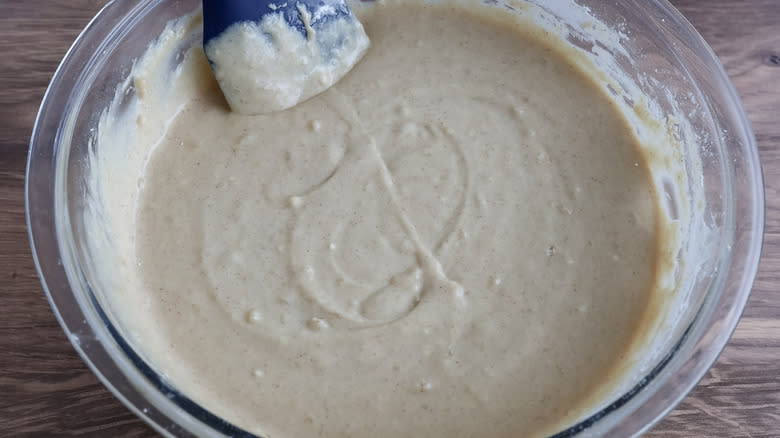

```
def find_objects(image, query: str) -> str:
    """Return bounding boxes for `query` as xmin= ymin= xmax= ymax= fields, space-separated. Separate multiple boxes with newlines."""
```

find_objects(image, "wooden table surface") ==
xmin=1 ymin=0 xmax=778 ymax=436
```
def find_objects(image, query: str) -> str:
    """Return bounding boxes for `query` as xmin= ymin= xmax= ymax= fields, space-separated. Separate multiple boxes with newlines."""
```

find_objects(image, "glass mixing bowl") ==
xmin=26 ymin=0 xmax=764 ymax=436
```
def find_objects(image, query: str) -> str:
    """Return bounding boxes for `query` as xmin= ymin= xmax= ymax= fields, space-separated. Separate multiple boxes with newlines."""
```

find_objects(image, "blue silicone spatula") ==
xmin=202 ymin=0 xmax=370 ymax=114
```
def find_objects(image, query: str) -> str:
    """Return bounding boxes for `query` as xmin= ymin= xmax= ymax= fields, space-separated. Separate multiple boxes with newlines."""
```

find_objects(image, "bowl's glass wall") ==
xmin=27 ymin=0 xmax=763 ymax=437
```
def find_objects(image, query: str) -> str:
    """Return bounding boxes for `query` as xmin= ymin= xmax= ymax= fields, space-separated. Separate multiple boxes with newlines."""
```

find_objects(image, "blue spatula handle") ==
xmin=203 ymin=0 xmax=353 ymax=44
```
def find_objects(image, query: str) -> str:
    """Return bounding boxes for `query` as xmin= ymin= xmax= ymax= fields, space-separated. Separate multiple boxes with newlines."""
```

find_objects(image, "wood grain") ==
xmin=0 ymin=0 xmax=778 ymax=436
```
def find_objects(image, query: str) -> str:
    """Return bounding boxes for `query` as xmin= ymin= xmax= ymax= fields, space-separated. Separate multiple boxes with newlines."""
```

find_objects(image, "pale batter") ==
xmin=96 ymin=2 xmax=666 ymax=437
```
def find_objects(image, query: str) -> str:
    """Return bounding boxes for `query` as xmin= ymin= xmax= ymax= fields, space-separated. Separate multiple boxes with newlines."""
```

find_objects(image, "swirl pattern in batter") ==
xmin=105 ymin=2 xmax=663 ymax=437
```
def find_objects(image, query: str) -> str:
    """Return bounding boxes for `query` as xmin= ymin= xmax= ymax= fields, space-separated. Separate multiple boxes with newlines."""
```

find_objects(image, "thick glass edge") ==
xmin=596 ymin=1 xmax=765 ymax=436
xmin=25 ymin=1 xmax=183 ymax=437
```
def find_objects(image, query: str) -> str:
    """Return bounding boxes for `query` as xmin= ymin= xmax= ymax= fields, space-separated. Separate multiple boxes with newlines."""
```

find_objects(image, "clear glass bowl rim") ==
xmin=26 ymin=0 xmax=765 ymax=436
